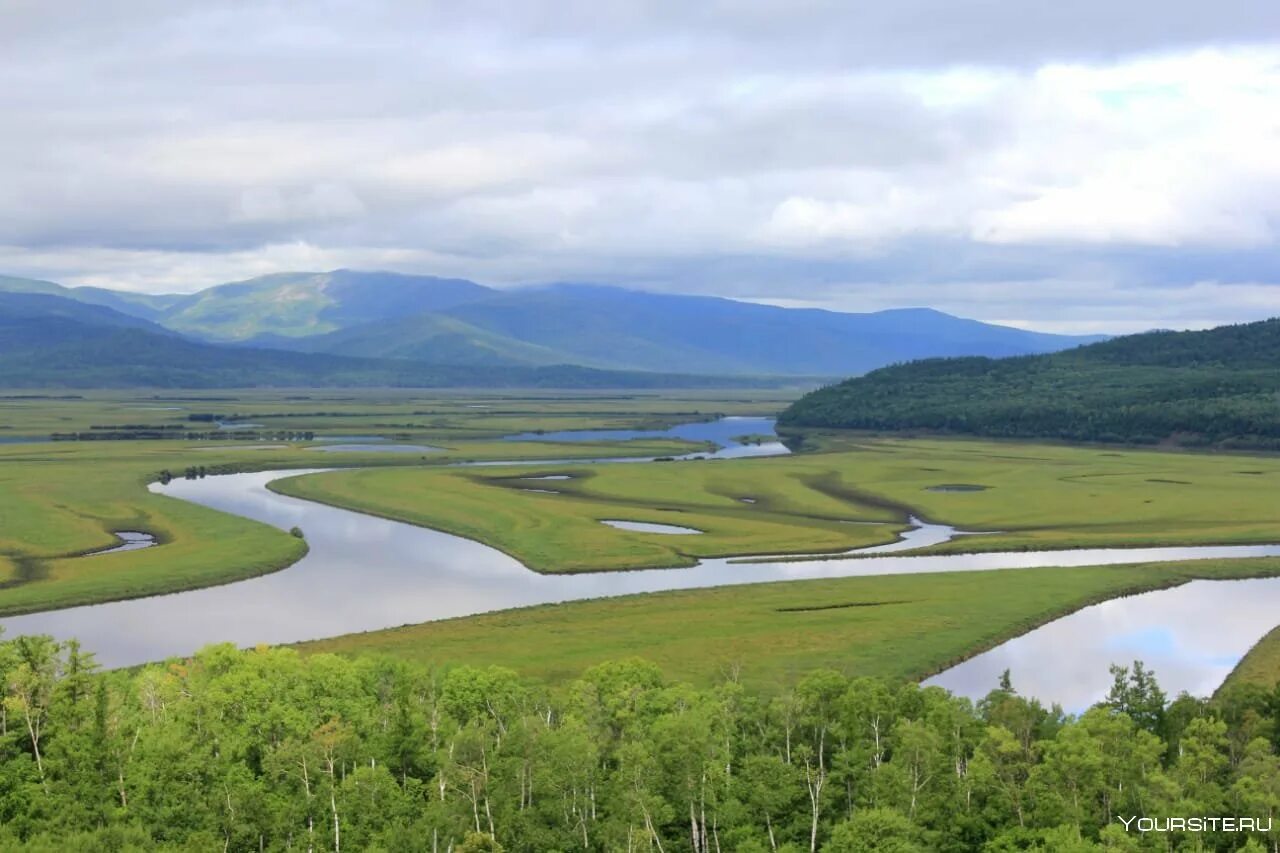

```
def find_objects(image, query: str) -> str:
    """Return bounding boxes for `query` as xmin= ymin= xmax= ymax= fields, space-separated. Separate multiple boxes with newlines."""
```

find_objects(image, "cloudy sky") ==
xmin=2 ymin=1 xmax=1278 ymax=332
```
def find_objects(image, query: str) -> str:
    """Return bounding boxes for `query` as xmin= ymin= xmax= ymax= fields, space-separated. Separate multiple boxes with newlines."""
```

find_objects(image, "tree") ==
xmin=824 ymin=808 xmax=924 ymax=852
xmin=1104 ymin=662 xmax=1166 ymax=735
xmin=4 ymin=635 xmax=61 ymax=791
xmin=456 ymin=830 xmax=504 ymax=852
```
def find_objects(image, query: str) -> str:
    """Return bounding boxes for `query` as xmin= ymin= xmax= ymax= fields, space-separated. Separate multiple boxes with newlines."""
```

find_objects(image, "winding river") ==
xmin=2 ymin=417 xmax=1279 ymax=711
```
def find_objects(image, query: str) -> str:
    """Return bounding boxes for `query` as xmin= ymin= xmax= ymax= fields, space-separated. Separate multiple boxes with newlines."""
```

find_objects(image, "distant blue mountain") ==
xmin=0 ymin=271 xmax=1104 ymax=376
xmin=437 ymin=283 xmax=1105 ymax=375
xmin=0 ymin=290 xmax=780 ymax=389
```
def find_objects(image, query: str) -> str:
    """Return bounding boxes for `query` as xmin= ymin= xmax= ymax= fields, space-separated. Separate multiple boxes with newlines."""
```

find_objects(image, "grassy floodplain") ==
xmin=0 ymin=440 xmax=309 ymax=616
xmin=1220 ymin=626 xmax=1280 ymax=691
xmin=272 ymin=436 xmax=1280 ymax=573
xmin=0 ymin=436 xmax=697 ymax=615
xmin=0 ymin=387 xmax=791 ymax=440
xmin=298 ymin=557 xmax=1280 ymax=688
xmin=5 ymin=388 xmax=1280 ymax=697
xmin=0 ymin=388 xmax=739 ymax=615
xmin=270 ymin=461 xmax=903 ymax=571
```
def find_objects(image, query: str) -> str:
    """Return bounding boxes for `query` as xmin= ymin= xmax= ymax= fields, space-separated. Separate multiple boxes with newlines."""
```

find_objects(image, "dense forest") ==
xmin=2 ymin=637 xmax=1279 ymax=851
xmin=779 ymin=318 xmax=1280 ymax=449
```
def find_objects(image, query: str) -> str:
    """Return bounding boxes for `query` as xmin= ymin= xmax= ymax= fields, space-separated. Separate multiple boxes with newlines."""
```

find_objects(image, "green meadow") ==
xmin=4 ymin=390 xmax=1280 ymax=698
xmin=273 ymin=436 xmax=1280 ymax=573
xmin=0 ymin=389 xmax=718 ymax=614
xmin=1220 ymin=625 xmax=1280 ymax=691
xmin=0 ymin=387 xmax=788 ymax=439
xmin=297 ymin=557 xmax=1280 ymax=688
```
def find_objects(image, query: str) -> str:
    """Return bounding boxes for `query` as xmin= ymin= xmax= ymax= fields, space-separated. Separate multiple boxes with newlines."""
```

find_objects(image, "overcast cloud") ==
xmin=2 ymin=0 xmax=1278 ymax=332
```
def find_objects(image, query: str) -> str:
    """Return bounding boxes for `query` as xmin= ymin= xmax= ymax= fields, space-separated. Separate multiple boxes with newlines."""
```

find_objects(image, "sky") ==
xmin=2 ymin=1 xmax=1278 ymax=333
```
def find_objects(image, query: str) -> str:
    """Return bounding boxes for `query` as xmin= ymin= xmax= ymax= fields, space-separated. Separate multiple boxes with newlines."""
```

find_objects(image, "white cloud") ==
xmin=0 ymin=3 xmax=1277 ymax=330
xmin=969 ymin=49 xmax=1280 ymax=247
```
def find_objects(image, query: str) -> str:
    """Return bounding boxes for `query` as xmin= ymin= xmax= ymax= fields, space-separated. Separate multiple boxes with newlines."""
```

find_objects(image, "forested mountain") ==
xmin=0 ymin=275 xmax=182 ymax=321
xmin=0 ymin=271 xmax=1101 ymax=376
xmin=0 ymin=291 xmax=172 ymax=336
xmin=0 ymin=292 xmax=777 ymax=389
xmin=436 ymin=285 xmax=1103 ymax=375
xmin=263 ymin=311 xmax=577 ymax=367
xmin=780 ymin=318 xmax=1280 ymax=448
xmin=159 ymin=270 xmax=495 ymax=340
xmin=0 ymin=274 xmax=73 ymax=298
xmin=1 ymin=270 xmax=495 ymax=340
xmin=1 ymin=638 xmax=1275 ymax=851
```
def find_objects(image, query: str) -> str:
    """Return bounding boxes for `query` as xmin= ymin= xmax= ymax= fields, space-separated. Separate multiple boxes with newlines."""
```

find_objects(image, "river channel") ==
xmin=2 ymin=417 xmax=1277 ymax=710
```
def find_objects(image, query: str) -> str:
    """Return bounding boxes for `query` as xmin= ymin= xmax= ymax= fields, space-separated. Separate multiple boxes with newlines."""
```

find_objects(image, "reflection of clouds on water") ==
xmin=3 ymin=459 xmax=1279 ymax=680
xmin=1106 ymin=625 xmax=1178 ymax=656
xmin=927 ymin=579 xmax=1280 ymax=711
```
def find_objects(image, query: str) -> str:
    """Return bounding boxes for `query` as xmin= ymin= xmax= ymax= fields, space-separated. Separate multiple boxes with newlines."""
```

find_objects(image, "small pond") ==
xmin=601 ymin=520 xmax=704 ymax=535
xmin=89 ymin=531 xmax=158 ymax=556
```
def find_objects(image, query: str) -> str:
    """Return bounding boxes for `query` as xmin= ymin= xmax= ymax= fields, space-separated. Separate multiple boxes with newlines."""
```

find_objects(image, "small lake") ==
xmin=926 ymin=578 xmax=1280 ymax=712
xmin=501 ymin=415 xmax=790 ymax=459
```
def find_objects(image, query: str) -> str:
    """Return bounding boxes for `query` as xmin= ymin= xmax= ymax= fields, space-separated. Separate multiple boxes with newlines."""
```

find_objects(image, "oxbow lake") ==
xmin=2 ymin=417 xmax=1278 ymax=710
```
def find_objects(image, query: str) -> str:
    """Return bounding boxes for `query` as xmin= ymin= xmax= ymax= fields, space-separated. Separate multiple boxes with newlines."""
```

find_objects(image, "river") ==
xmin=1 ymin=417 xmax=1277 ymax=710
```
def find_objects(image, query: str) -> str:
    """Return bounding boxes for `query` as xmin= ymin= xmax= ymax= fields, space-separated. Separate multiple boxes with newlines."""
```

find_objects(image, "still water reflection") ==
xmin=501 ymin=416 xmax=790 ymax=459
xmin=926 ymin=577 xmax=1280 ymax=711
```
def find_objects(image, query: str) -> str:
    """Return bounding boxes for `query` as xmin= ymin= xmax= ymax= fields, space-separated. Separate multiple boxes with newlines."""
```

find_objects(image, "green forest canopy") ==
xmin=780 ymin=318 xmax=1280 ymax=449
xmin=2 ymin=636 xmax=1279 ymax=851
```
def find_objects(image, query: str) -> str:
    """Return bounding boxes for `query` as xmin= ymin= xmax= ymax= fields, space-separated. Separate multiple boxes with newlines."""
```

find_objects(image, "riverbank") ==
xmin=1219 ymin=624 xmax=1280 ymax=692
xmin=295 ymin=557 xmax=1280 ymax=691
xmin=269 ymin=437 xmax=1280 ymax=573
xmin=0 ymin=435 xmax=701 ymax=616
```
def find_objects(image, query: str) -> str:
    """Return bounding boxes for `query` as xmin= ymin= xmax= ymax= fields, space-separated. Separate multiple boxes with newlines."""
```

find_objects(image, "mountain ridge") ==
xmin=0 ymin=270 xmax=1105 ymax=376
xmin=0 ymin=291 xmax=786 ymax=389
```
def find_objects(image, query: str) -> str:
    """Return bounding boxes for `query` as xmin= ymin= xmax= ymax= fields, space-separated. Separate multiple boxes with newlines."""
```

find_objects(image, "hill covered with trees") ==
xmin=1 ymin=637 xmax=1278 ymax=851
xmin=780 ymin=318 xmax=1280 ymax=449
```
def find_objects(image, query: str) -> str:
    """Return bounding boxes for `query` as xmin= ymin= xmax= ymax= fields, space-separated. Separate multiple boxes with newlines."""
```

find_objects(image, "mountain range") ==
xmin=0 ymin=290 xmax=791 ymax=390
xmin=0 ymin=270 xmax=1102 ymax=386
